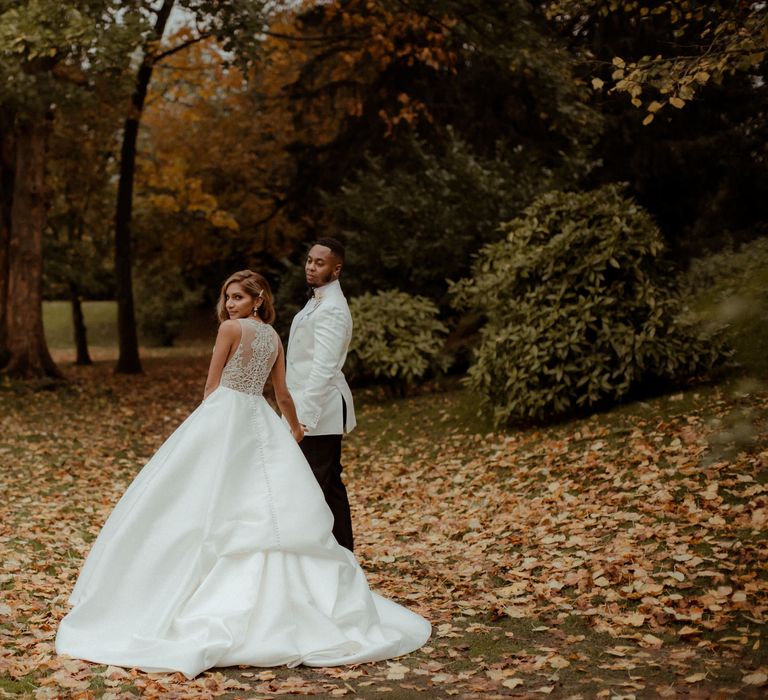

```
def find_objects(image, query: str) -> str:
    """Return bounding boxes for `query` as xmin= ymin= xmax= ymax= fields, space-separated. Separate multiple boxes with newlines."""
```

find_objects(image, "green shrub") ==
xmin=684 ymin=236 xmax=768 ymax=298
xmin=135 ymin=265 xmax=202 ymax=346
xmin=451 ymin=184 xmax=727 ymax=424
xmin=328 ymin=133 xmax=553 ymax=306
xmin=347 ymin=291 xmax=448 ymax=394
xmin=682 ymin=236 xmax=768 ymax=375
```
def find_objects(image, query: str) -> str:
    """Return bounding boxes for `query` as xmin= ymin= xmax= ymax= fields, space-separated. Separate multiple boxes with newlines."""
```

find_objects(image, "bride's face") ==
xmin=224 ymin=283 xmax=257 ymax=319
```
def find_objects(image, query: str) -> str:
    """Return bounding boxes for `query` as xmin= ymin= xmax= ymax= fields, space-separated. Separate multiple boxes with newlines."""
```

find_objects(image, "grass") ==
xmin=43 ymin=300 xmax=118 ymax=348
xmin=352 ymin=377 xmax=496 ymax=460
xmin=42 ymin=300 xmax=215 ymax=354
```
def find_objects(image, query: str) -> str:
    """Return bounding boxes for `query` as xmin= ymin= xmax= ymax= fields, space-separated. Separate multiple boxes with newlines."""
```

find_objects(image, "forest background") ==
xmin=1 ymin=1 xmax=768 ymax=697
xmin=1 ymin=0 xmax=765 ymax=403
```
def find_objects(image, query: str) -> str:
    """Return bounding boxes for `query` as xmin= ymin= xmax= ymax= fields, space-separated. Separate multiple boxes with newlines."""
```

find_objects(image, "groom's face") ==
xmin=305 ymin=245 xmax=341 ymax=288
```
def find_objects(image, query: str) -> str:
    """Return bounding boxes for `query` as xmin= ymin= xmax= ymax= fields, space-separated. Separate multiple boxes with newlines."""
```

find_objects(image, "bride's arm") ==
xmin=203 ymin=320 xmax=240 ymax=400
xmin=271 ymin=337 xmax=304 ymax=442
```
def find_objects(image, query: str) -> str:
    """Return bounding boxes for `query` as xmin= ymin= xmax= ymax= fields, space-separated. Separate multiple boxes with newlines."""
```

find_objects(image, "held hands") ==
xmin=291 ymin=423 xmax=306 ymax=443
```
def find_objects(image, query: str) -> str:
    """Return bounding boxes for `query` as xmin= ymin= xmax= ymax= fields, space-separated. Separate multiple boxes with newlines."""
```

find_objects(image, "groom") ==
xmin=286 ymin=237 xmax=356 ymax=551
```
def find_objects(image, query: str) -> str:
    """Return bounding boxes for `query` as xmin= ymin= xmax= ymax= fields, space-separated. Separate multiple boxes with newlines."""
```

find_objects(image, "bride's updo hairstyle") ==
xmin=216 ymin=270 xmax=276 ymax=325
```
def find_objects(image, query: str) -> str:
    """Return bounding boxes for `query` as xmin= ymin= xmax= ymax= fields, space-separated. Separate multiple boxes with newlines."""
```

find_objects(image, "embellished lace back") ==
xmin=220 ymin=319 xmax=278 ymax=396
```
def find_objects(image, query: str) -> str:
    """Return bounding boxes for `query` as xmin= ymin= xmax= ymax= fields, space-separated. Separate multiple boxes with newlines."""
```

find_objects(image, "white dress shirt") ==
xmin=285 ymin=279 xmax=356 ymax=436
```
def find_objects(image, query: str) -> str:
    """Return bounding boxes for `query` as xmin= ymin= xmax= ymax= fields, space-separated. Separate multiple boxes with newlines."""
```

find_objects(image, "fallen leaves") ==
xmin=685 ymin=672 xmax=707 ymax=683
xmin=384 ymin=662 xmax=409 ymax=680
xmin=1 ymin=359 xmax=767 ymax=697
xmin=743 ymin=670 xmax=768 ymax=686
xmin=639 ymin=634 xmax=663 ymax=648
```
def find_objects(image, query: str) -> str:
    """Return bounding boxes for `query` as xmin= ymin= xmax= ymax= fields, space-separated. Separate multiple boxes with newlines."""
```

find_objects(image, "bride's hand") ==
xmin=291 ymin=424 xmax=305 ymax=443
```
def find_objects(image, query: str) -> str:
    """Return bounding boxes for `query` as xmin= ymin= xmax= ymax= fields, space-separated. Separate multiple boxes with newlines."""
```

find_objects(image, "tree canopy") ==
xmin=1 ymin=0 xmax=765 ymax=383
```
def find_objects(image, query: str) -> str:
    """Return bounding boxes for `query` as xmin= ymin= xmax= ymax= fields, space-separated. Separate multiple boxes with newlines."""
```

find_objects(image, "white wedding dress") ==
xmin=55 ymin=318 xmax=430 ymax=678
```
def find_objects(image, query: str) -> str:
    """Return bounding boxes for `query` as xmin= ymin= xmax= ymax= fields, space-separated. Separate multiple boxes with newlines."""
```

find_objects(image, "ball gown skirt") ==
xmin=55 ymin=385 xmax=431 ymax=678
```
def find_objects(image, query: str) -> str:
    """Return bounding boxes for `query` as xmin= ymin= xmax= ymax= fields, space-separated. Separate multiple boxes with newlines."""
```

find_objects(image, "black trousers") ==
xmin=300 ymin=432 xmax=354 ymax=552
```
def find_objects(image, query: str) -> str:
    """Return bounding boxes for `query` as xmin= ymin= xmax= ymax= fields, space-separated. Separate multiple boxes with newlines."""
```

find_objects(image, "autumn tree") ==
xmin=128 ymin=7 xmax=360 ymax=302
xmin=45 ymin=97 xmax=121 ymax=365
xmin=0 ymin=0 xmax=140 ymax=379
xmin=111 ymin=1 xmax=173 ymax=374
xmin=128 ymin=0 xmax=764 ymax=320
xmin=139 ymin=0 xmax=601 ymax=311
xmin=133 ymin=34 xmax=243 ymax=284
xmin=271 ymin=0 xmax=600 ymax=302
xmin=123 ymin=1 xmax=467 ymax=321
xmin=111 ymin=0 xmax=291 ymax=374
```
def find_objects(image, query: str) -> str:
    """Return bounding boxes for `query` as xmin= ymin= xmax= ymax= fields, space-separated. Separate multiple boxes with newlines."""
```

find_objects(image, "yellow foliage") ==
xmin=135 ymin=1 xmax=459 ymax=262
xmin=553 ymin=2 xmax=767 ymax=118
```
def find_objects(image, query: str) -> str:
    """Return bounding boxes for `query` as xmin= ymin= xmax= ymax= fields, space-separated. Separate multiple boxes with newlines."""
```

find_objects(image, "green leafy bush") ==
xmin=451 ymin=184 xmax=727 ymax=424
xmin=682 ymin=236 xmax=768 ymax=375
xmin=684 ymin=237 xmax=768 ymax=297
xmin=347 ymin=291 xmax=448 ymax=394
xmin=328 ymin=133 xmax=554 ymax=306
xmin=135 ymin=264 xmax=202 ymax=347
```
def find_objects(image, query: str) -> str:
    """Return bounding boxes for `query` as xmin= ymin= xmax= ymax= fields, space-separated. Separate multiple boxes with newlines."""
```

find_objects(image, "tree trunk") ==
xmin=0 ymin=120 xmax=13 ymax=368
xmin=114 ymin=0 xmax=175 ymax=374
xmin=70 ymin=282 xmax=92 ymax=366
xmin=3 ymin=117 xmax=62 ymax=379
xmin=113 ymin=112 xmax=142 ymax=373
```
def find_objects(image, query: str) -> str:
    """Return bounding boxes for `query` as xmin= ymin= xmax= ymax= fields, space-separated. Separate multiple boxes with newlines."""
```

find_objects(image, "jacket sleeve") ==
xmin=298 ymin=305 xmax=350 ymax=429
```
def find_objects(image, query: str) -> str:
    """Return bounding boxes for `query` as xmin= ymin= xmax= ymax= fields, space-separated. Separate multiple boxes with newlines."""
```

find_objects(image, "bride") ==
xmin=55 ymin=270 xmax=431 ymax=679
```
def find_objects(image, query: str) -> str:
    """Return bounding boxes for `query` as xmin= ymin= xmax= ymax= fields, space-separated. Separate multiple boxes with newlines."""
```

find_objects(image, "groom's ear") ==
xmin=328 ymin=253 xmax=343 ymax=278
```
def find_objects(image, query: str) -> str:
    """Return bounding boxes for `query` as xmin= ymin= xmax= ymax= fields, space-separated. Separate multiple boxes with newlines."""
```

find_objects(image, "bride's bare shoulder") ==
xmin=217 ymin=319 xmax=241 ymax=338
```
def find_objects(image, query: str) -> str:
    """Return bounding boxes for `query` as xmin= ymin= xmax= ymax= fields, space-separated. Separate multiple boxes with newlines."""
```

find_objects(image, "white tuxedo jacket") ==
xmin=285 ymin=279 xmax=356 ymax=436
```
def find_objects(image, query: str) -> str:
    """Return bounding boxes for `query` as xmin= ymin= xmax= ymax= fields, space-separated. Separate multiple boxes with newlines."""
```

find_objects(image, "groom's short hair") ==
xmin=313 ymin=237 xmax=345 ymax=264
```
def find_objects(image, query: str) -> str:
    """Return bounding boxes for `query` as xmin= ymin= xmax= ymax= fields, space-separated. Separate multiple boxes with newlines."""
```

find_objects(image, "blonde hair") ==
xmin=216 ymin=270 xmax=276 ymax=325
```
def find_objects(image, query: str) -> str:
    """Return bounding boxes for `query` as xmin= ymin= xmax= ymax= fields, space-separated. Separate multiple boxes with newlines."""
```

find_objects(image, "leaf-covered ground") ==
xmin=1 ymin=353 xmax=767 ymax=698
